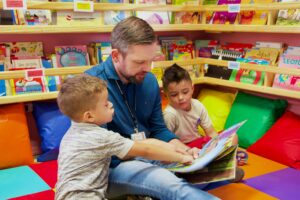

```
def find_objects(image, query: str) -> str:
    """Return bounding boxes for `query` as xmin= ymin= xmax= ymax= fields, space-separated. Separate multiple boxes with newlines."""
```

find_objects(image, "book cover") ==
xmin=202 ymin=0 xmax=218 ymax=24
xmin=239 ymin=0 xmax=272 ymax=25
xmin=172 ymin=0 xmax=200 ymax=24
xmin=167 ymin=120 xmax=246 ymax=177
xmin=10 ymin=76 xmax=47 ymax=95
xmin=57 ymin=11 xmax=103 ymax=26
xmin=0 ymin=61 xmax=6 ymax=96
xmin=273 ymin=54 xmax=300 ymax=91
xmin=211 ymin=0 xmax=241 ymax=24
xmin=229 ymin=58 xmax=269 ymax=86
xmin=55 ymin=45 xmax=90 ymax=67
xmin=104 ymin=11 xmax=132 ymax=25
xmin=22 ymin=10 xmax=52 ymax=25
xmin=8 ymin=42 xmax=44 ymax=58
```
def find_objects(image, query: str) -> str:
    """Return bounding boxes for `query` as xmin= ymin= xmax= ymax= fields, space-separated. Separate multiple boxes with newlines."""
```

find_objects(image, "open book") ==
xmin=167 ymin=120 xmax=246 ymax=184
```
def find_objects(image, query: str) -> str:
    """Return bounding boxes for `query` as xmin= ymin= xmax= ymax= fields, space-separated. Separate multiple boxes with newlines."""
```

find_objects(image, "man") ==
xmin=85 ymin=16 xmax=219 ymax=200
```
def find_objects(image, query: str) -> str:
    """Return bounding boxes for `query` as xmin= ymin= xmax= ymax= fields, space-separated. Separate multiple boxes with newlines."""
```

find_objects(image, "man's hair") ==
xmin=162 ymin=64 xmax=192 ymax=92
xmin=57 ymin=74 xmax=107 ymax=121
xmin=111 ymin=16 xmax=156 ymax=54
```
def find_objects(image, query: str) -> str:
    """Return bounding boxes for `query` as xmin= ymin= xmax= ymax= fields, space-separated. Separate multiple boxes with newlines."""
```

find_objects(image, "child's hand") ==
xmin=180 ymin=155 xmax=194 ymax=165
xmin=186 ymin=147 xmax=200 ymax=159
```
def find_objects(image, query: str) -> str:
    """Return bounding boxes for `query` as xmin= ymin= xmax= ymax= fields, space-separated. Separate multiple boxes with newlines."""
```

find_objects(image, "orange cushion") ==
xmin=0 ymin=103 xmax=33 ymax=169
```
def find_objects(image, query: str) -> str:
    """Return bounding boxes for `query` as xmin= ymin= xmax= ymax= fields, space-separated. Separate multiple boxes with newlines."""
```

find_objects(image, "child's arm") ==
xmin=204 ymin=125 xmax=218 ymax=138
xmin=123 ymin=140 xmax=194 ymax=164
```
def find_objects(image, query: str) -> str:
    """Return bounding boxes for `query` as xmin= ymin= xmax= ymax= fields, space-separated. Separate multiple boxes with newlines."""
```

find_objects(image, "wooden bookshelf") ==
xmin=0 ymin=66 xmax=92 ymax=80
xmin=1 ymin=2 xmax=300 ymax=12
xmin=1 ymin=2 xmax=300 ymax=34
xmin=1 ymin=58 xmax=300 ymax=104
xmin=0 ymin=92 xmax=58 ymax=105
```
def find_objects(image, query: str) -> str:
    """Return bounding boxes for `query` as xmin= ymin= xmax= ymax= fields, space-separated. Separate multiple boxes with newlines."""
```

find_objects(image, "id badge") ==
xmin=131 ymin=132 xmax=146 ymax=141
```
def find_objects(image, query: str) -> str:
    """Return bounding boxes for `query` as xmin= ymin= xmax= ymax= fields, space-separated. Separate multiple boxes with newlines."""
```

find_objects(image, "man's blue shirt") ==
xmin=85 ymin=56 xmax=177 ymax=167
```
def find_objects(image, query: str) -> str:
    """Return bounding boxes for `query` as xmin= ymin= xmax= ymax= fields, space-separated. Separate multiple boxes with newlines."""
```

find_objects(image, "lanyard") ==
xmin=115 ymin=80 xmax=139 ymax=133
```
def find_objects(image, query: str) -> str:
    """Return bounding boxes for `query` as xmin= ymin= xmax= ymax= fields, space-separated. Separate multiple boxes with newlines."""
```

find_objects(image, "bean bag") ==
xmin=225 ymin=92 xmax=287 ymax=148
xmin=33 ymin=102 xmax=71 ymax=162
xmin=248 ymin=111 xmax=300 ymax=170
xmin=0 ymin=103 xmax=33 ymax=169
xmin=197 ymin=89 xmax=236 ymax=133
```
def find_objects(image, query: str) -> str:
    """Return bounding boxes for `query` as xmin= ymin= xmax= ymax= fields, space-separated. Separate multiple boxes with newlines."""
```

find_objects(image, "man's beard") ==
xmin=121 ymin=71 xmax=145 ymax=84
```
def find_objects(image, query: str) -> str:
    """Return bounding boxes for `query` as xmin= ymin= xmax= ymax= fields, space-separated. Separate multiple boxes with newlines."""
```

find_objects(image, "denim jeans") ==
xmin=106 ymin=159 xmax=220 ymax=200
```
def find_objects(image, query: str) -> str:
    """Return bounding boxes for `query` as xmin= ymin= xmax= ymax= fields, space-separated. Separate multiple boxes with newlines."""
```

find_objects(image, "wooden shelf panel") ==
xmin=204 ymin=77 xmax=300 ymax=99
xmin=1 ymin=2 xmax=299 ymax=11
xmin=1 ymin=24 xmax=300 ymax=34
xmin=0 ymin=66 xmax=92 ymax=80
xmin=0 ymin=92 xmax=58 ymax=105
xmin=153 ymin=58 xmax=300 ymax=76
xmin=1 ymin=76 xmax=298 ymax=105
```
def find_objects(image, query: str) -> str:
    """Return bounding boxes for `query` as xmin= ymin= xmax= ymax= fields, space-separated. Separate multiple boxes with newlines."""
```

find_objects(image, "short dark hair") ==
xmin=57 ymin=74 xmax=107 ymax=121
xmin=111 ymin=16 xmax=157 ymax=54
xmin=162 ymin=64 xmax=192 ymax=92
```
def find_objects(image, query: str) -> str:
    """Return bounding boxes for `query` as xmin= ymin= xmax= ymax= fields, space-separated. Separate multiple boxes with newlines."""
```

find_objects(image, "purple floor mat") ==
xmin=245 ymin=167 xmax=300 ymax=200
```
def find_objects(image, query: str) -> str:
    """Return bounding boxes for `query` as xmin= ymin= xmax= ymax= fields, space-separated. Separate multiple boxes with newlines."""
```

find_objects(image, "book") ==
xmin=276 ymin=0 xmax=300 ymax=25
xmin=272 ymin=54 xmax=300 ymax=91
xmin=56 ymin=11 xmax=103 ymax=26
xmin=22 ymin=10 xmax=52 ymax=25
xmin=55 ymin=45 xmax=90 ymax=67
xmin=172 ymin=0 xmax=200 ymax=24
xmin=211 ymin=0 xmax=241 ymax=24
xmin=229 ymin=58 xmax=269 ymax=86
xmin=166 ymin=121 xmax=246 ymax=183
xmin=239 ymin=0 xmax=273 ymax=25
xmin=202 ymin=0 xmax=218 ymax=24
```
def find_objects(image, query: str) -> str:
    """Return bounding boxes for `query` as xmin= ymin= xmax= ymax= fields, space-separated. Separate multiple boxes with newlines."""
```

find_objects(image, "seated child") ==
xmin=162 ymin=64 xmax=245 ymax=182
xmin=55 ymin=74 xmax=194 ymax=200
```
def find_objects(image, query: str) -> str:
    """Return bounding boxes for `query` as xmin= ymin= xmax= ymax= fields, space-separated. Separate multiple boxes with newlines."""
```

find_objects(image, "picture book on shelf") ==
xmin=239 ymin=0 xmax=272 ymax=25
xmin=172 ymin=0 xmax=200 ymax=24
xmin=276 ymin=0 xmax=300 ymax=25
xmin=211 ymin=0 xmax=241 ymax=24
xmin=202 ymin=0 xmax=218 ymax=24
xmin=8 ymin=42 xmax=44 ymax=58
xmin=166 ymin=120 xmax=246 ymax=184
xmin=55 ymin=45 xmax=90 ymax=67
xmin=56 ymin=11 xmax=103 ymax=26
xmin=273 ymin=54 xmax=300 ymax=91
xmin=229 ymin=58 xmax=269 ymax=86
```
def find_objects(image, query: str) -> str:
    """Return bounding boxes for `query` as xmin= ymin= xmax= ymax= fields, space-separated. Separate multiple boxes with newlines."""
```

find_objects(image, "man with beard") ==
xmin=85 ymin=16 xmax=219 ymax=200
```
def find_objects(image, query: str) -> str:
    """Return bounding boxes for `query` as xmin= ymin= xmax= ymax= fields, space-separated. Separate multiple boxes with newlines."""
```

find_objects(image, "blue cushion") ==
xmin=33 ymin=102 xmax=71 ymax=162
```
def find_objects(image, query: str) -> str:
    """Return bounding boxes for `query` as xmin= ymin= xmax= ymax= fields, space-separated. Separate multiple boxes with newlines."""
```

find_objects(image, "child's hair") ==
xmin=57 ymin=74 xmax=107 ymax=121
xmin=162 ymin=64 xmax=192 ymax=92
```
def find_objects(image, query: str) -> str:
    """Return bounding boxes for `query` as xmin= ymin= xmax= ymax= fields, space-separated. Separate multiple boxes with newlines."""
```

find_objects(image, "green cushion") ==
xmin=225 ymin=92 xmax=287 ymax=148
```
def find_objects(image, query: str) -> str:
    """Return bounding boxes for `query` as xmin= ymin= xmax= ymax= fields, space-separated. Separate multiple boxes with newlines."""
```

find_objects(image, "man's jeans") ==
xmin=107 ymin=160 xmax=220 ymax=200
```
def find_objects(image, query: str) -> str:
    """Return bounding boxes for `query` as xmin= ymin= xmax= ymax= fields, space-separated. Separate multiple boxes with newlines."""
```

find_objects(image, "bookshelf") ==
xmin=1 ymin=58 xmax=300 ymax=105
xmin=1 ymin=2 xmax=300 ymax=34
xmin=1 ymin=2 xmax=300 ymax=104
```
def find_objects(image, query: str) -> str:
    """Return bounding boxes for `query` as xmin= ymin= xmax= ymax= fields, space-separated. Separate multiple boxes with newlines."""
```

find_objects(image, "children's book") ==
xmin=272 ymin=54 xmax=300 ymax=91
xmin=172 ymin=0 xmax=200 ymax=24
xmin=22 ymin=10 xmax=52 ymax=25
xmin=167 ymin=121 xmax=246 ymax=183
xmin=229 ymin=58 xmax=269 ymax=86
xmin=56 ymin=11 xmax=103 ymax=26
xmin=7 ymin=42 xmax=44 ymax=58
xmin=239 ymin=0 xmax=273 ymax=25
xmin=211 ymin=0 xmax=241 ymax=24
xmin=276 ymin=0 xmax=300 ymax=25
xmin=202 ymin=0 xmax=218 ymax=24
xmin=55 ymin=45 xmax=90 ymax=67
xmin=205 ymin=49 xmax=243 ymax=80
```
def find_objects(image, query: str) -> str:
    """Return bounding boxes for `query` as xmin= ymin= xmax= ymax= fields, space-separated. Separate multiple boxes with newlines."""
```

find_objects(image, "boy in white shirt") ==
xmin=55 ymin=74 xmax=194 ymax=200
xmin=162 ymin=64 xmax=245 ymax=182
